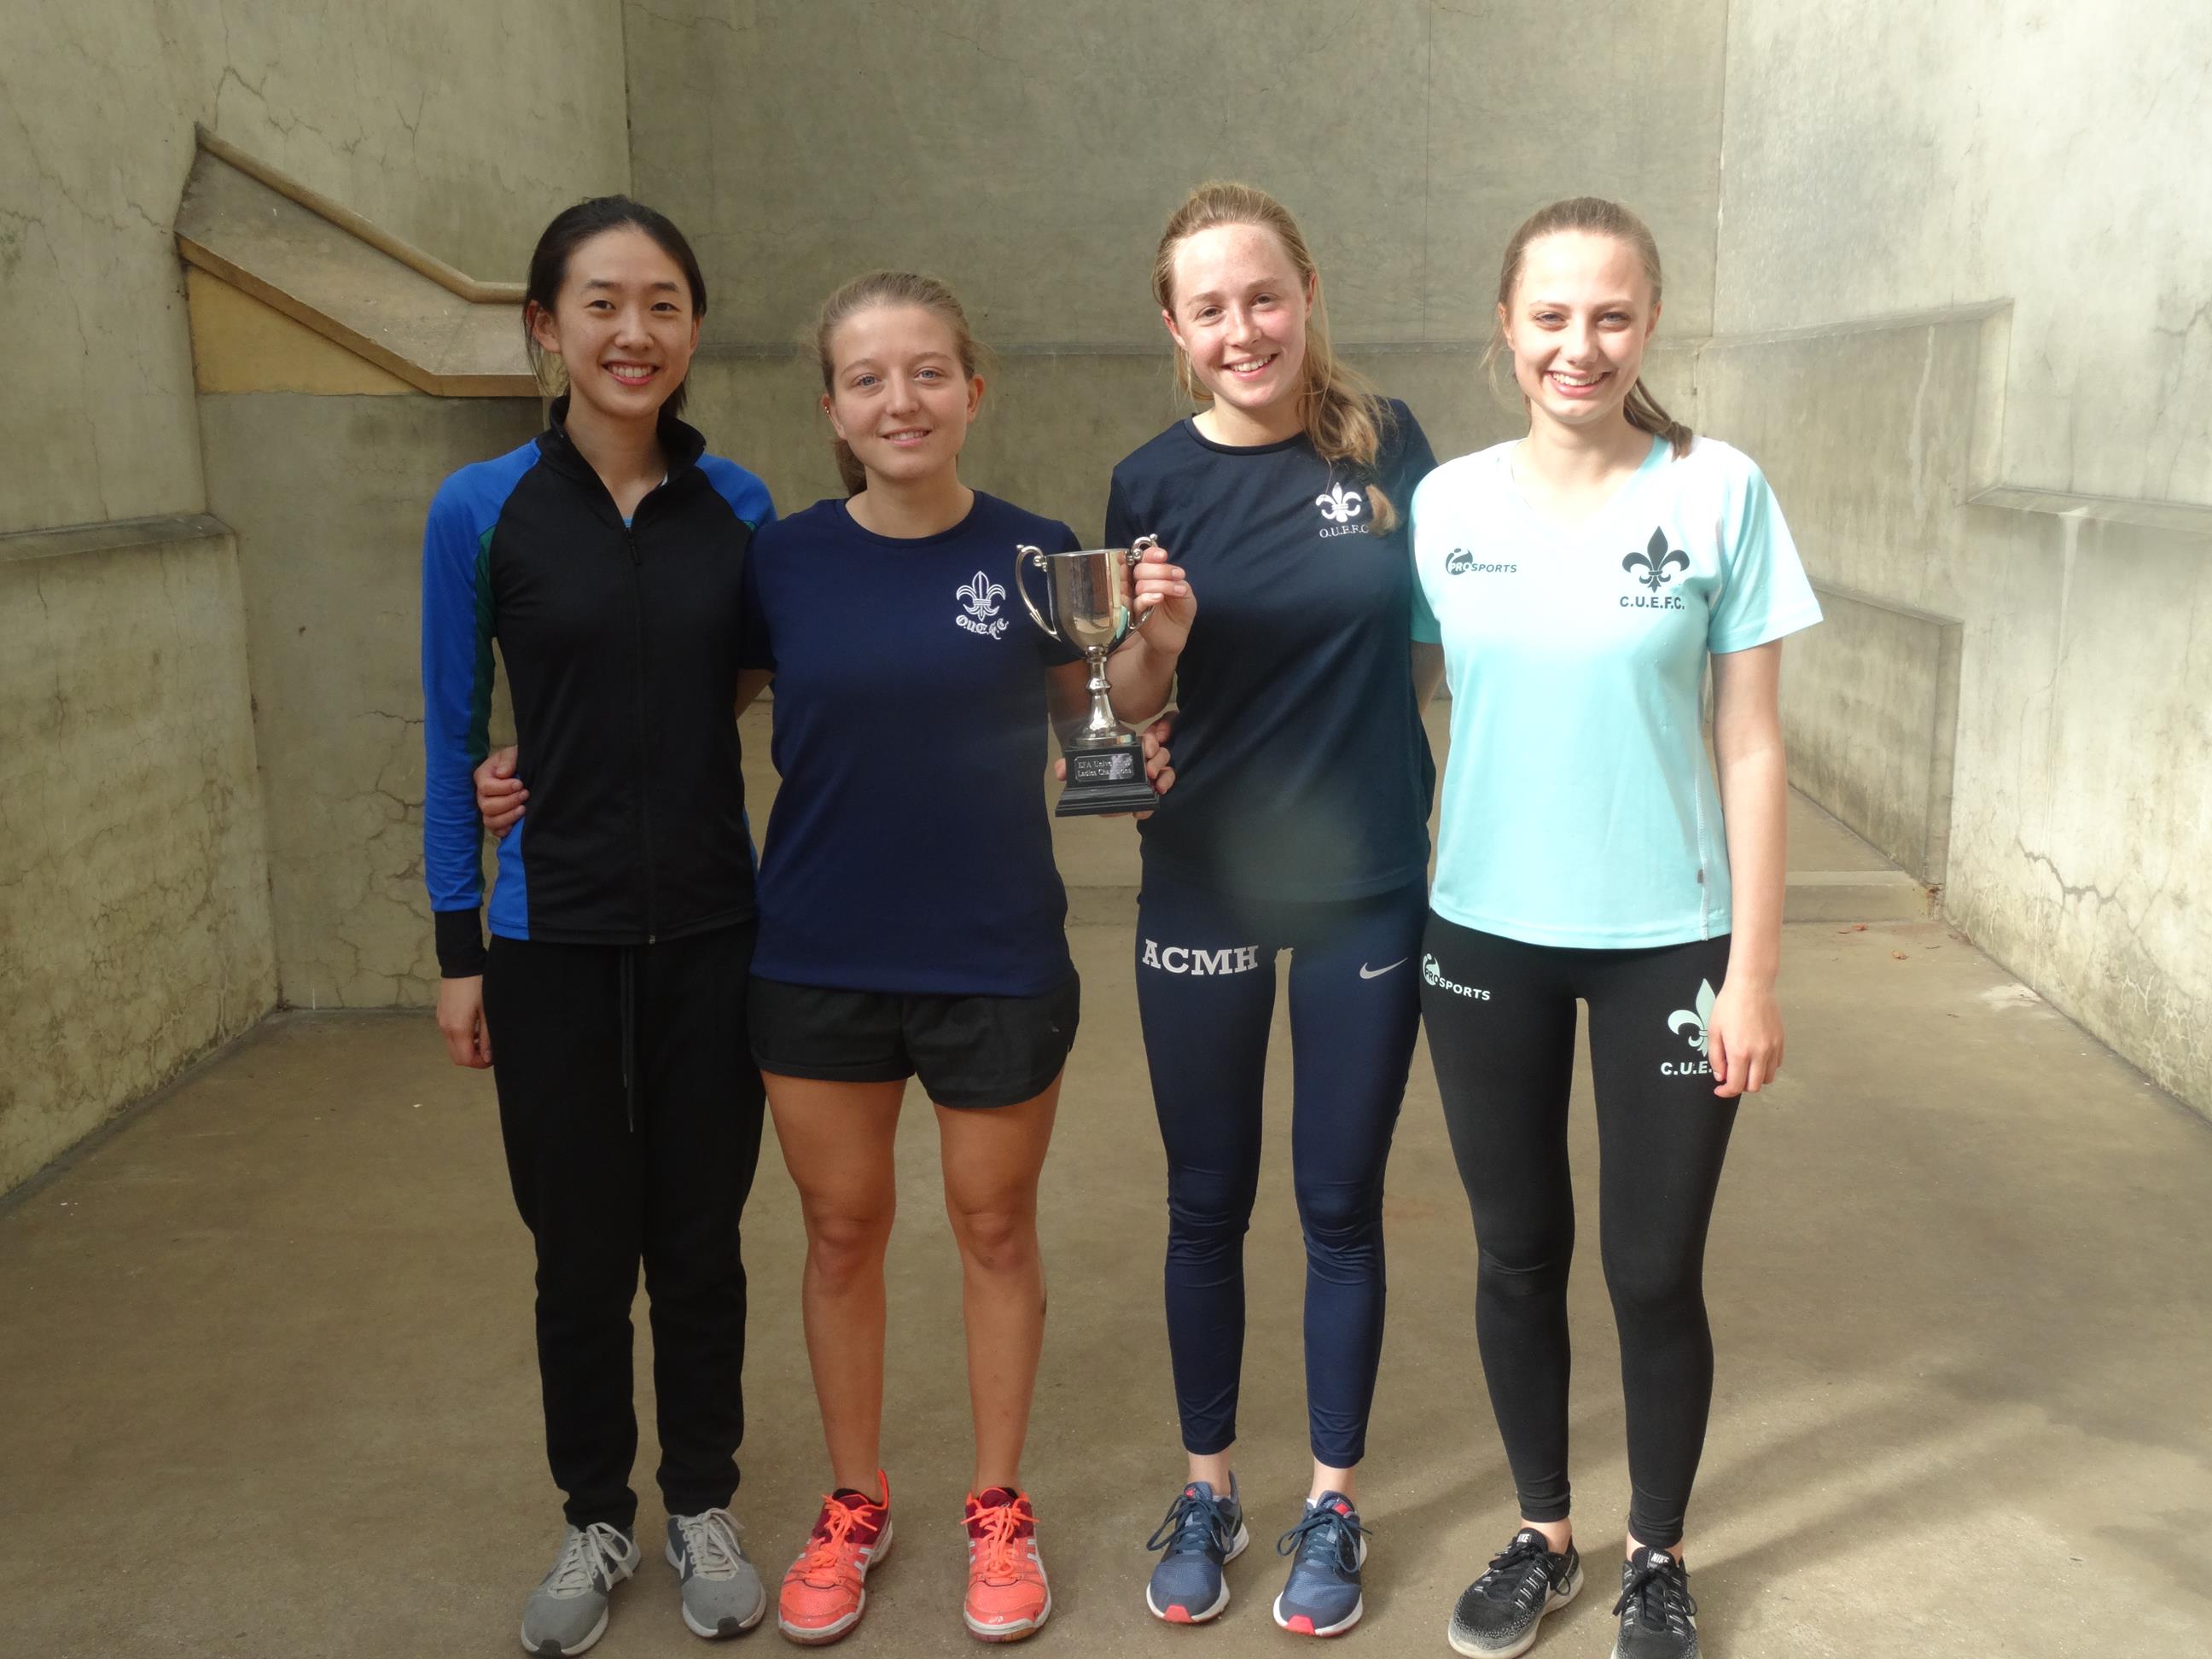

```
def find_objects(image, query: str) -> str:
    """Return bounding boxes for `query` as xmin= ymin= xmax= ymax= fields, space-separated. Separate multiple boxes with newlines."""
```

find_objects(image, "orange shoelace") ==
xmin=796 ymin=1499 xmax=872 ymax=1585
xmin=969 ymin=1500 xmax=1031 ymax=1582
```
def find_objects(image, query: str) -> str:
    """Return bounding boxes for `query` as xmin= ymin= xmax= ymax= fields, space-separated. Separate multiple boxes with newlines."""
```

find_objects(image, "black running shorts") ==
xmin=748 ymin=972 xmax=1080 ymax=1109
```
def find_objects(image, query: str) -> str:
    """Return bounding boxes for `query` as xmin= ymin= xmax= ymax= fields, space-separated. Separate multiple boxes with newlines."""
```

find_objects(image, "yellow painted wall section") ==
xmin=186 ymin=271 xmax=415 ymax=397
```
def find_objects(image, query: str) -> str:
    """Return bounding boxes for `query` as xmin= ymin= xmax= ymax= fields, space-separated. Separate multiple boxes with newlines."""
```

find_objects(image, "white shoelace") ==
xmin=674 ymin=1508 xmax=746 ymax=1581
xmin=547 ymin=1522 xmax=633 ymax=1598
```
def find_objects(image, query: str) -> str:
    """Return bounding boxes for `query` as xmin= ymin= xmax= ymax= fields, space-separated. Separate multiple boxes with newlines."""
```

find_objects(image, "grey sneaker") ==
xmin=666 ymin=1507 xmax=769 ymax=1639
xmin=521 ymin=1522 xmax=641 ymax=1656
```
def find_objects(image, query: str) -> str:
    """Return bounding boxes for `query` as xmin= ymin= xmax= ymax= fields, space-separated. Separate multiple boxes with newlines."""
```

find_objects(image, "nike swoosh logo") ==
xmin=1359 ymin=959 xmax=1408 ymax=979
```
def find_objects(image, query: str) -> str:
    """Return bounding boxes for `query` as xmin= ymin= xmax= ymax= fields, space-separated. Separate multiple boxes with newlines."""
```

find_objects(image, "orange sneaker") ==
xmin=963 ymin=1487 xmax=1051 ymax=1643
xmin=777 ymin=1475 xmax=893 ymax=1646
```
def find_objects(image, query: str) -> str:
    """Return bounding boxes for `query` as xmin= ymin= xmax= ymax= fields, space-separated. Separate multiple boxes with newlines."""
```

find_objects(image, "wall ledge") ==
xmin=0 ymin=513 xmax=232 ymax=568
xmin=1965 ymin=484 xmax=2212 ymax=538
xmin=1698 ymin=303 xmax=2212 ymax=541
xmin=1693 ymin=300 xmax=2012 ymax=351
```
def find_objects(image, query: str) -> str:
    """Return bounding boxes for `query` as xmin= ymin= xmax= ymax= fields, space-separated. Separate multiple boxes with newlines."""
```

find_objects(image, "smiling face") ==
xmin=1498 ymin=229 xmax=1660 ymax=437
xmin=820 ymin=302 xmax=983 ymax=488
xmin=1161 ymin=221 xmax=1314 ymax=438
xmin=527 ymin=226 xmax=700 ymax=424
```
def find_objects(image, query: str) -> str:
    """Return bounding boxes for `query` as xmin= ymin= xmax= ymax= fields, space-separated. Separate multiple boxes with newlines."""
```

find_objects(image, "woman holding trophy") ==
xmin=1102 ymin=181 xmax=1443 ymax=1639
xmin=478 ymin=269 xmax=1185 ymax=1647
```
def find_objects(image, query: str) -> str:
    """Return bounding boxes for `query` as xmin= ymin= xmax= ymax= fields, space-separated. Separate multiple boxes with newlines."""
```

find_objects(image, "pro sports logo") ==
xmin=1447 ymin=548 xmax=1516 ymax=575
xmin=1422 ymin=954 xmax=1490 ymax=999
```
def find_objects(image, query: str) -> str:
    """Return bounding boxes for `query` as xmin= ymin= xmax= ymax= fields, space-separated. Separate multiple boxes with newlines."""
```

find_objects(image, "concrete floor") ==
xmin=5 ymin=906 xmax=2211 ymax=1657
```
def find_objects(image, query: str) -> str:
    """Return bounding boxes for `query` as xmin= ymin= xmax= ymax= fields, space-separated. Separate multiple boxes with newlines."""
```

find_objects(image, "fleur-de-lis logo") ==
xmin=957 ymin=570 xmax=1004 ymax=620
xmin=1667 ymin=980 xmax=1719 ymax=1055
xmin=1622 ymin=527 xmax=1690 ymax=591
xmin=1316 ymin=481 xmax=1365 ymax=525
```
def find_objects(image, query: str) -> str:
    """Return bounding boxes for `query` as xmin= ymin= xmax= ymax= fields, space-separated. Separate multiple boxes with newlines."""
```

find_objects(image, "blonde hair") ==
xmin=812 ymin=270 xmax=981 ymax=496
xmin=1153 ymin=181 xmax=1402 ymax=533
xmin=1490 ymin=196 xmax=1692 ymax=458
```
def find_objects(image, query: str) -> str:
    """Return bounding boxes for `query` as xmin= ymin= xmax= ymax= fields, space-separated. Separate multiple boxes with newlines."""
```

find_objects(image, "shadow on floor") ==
xmin=3 ymin=920 xmax=2209 ymax=1656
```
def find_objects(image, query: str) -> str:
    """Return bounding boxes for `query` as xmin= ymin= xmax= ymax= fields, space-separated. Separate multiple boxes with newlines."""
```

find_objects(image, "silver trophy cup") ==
xmin=1016 ymin=537 xmax=1161 ymax=817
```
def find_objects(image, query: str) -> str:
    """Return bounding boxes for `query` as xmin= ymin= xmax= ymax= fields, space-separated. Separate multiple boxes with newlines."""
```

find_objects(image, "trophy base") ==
xmin=1056 ymin=742 xmax=1159 ymax=817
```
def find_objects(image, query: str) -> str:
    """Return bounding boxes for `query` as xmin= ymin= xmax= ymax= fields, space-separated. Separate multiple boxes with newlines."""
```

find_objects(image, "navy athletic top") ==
xmin=1104 ymin=400 xmax=1440 ymax=901
xmin=420 ymin=397 xmax=773 ymax=975
xmin=739 ymin=492 xmax=1083 ymax=997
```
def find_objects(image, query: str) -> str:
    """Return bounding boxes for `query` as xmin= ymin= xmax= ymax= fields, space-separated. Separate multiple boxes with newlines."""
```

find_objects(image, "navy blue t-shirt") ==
xmin=740 ymin=492 xmax=1083 ymax=996
xmin=1104 ymin=399 xmax=1439 ymax=901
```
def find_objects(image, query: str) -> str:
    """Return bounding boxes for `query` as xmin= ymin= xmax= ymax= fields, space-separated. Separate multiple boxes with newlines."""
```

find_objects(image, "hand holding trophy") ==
xmin=1017 ymin=536 xmax=1169 ymax=817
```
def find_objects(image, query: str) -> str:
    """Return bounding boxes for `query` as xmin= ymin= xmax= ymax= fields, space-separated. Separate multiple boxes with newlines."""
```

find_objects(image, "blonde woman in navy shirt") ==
xmin=1100 ymin=182 xmax=1442 ymax=1639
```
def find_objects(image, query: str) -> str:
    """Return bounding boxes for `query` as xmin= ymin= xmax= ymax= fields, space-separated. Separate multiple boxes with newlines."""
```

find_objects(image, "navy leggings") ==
xmin=1420 ymin=913 xmax=1738 ymax=1550
xmin=1135 ymin=870 xmax=1427 ymax=1467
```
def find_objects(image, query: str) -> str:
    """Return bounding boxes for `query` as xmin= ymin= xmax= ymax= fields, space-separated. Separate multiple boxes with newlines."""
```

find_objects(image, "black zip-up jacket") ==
xmin=421 ymin=398 xmax=774 ymax=975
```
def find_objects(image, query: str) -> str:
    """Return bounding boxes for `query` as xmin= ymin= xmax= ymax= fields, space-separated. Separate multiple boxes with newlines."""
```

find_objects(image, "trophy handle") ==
xmin=1127 ymin=535 xmax=1160 ymax=632
xmin=1014 ymin=545 xmax=1061 ymax=643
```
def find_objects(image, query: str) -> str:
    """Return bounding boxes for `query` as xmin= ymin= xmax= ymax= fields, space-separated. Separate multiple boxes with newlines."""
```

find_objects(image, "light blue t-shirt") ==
xmin=1410 ymin=434 xmax=1821 ymax=948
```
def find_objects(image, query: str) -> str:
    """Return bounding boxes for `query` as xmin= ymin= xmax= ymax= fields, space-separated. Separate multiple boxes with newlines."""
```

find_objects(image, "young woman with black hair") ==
xmin=422 ymin=197 xmax=776 ymax=1656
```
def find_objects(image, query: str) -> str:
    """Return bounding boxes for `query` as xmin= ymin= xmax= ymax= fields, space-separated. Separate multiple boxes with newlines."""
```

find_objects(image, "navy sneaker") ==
xmin=1612 ymin=1549 xmax=1698 ymax=1659
xmin=1272 ymin=1492 xmax=1368 ymax=1637
xmin=1449 ymin=1528 xmax=1582 ymax=1656
xmin=1144 ymin=1477 xmax=1249 ymax=1623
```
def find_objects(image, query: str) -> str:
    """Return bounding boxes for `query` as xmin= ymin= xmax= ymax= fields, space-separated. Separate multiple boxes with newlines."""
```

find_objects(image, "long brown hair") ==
xmin=1152 ymin=182 xmax=1402 ymax=532
xmin=812 ymin=270 xmax=981 ymax=496
xmin=1490 ymin=196 xmax=1691 ymax=458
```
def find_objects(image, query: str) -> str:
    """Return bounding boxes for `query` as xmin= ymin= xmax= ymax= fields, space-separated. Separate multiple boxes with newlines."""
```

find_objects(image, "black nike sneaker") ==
xmin=1447 ymin=1528 xmax=1582 ymax=1657
xmin=1612 ymin=1548 xmax=1698 ymax=1659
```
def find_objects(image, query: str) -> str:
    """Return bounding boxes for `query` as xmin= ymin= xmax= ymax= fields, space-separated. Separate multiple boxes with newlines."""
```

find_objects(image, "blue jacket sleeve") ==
xmin=420 ymin=473 xmax=498 ymax=975
xmin=699 ymin=456 xmax=777 ymax=531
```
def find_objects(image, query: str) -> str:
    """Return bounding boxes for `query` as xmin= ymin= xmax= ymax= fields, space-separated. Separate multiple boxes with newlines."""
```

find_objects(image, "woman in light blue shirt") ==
xmin=1411 ymin=197 xmax=1820 ymax=1659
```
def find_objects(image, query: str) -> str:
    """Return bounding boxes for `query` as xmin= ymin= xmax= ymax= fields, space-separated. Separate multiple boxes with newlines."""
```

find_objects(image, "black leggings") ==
xmin=1419 ymin=913 xmax=1737 ymax=1550
xmin=483 ymin=923 xmax=765 ymax=1529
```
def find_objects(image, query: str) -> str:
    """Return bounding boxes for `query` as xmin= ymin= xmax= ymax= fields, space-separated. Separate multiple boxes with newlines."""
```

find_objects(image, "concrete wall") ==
xmin=199 ymin=393 xmax=538 ymax=1010
xmin=1780 ymin=584 xmax=1961 ymax=888
xmin=0 ymin=0 xmax=627 ymax=536
xmin=0 ymin=517 xmax=277 ymax=1191
xmin=1714 ymin=0 xmax=2212 ymax=505
xmin=1705 ymin=0 xmax=2212 ymax=1117
xmin=627 ymin=0 xmax=1730 ymax=350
